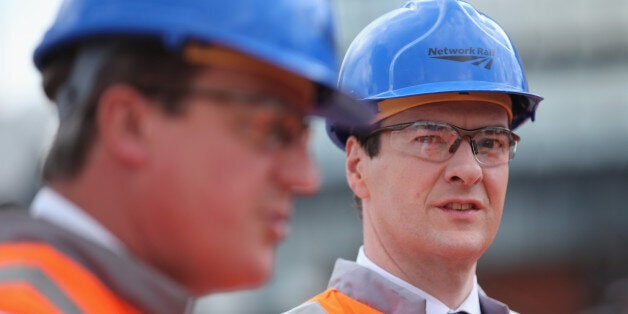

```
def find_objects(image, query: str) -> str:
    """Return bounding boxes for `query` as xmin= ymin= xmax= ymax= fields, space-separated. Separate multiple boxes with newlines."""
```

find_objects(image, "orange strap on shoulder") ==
xmin=0 ymin=242 xmax=141 ymax=314
xmin=309 ymin=288 xmax=383 ymax=314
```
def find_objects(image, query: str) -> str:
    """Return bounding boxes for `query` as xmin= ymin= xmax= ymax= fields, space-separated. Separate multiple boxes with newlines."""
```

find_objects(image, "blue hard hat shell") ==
xmin=330 ymin=0 xmax=543 ymax=148
xmin=34 ymin=0 xmax=373 ymax=126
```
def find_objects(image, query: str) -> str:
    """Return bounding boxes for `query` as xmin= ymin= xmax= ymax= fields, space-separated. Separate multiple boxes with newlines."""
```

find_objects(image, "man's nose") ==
xmin=444 ymin=139 xmax=483 ymax=186
xmin=274 ymin=138 xmax=321 ymax=195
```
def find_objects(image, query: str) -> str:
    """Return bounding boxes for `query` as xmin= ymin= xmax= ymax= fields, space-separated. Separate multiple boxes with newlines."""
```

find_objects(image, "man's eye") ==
xmin=267 ymin=124 xmax=293 ymax=146
xmin=260 ymin=117 xmax=309 ymax=149
xmin=415 ymin=135 xmax=444 ymax=144
xmin=478 ymin=138 xmax=505 ymax=149
xmin=479 ymin=139 xmax=495 ymax=148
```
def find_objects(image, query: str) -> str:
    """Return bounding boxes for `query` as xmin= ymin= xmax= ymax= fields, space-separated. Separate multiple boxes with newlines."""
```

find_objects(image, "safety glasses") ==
xmin=138 ymin=84 xmax=310 ymax=152
xmin=370 ymin=120 xmax=520 ymax=166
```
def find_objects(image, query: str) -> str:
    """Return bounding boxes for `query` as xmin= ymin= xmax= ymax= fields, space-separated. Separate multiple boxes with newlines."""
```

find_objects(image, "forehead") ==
xmin=382 ymin=101 xmax=510 ymax=128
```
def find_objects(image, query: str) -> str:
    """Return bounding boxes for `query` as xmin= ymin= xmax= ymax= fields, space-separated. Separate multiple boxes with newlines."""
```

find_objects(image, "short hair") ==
xmin=41 ymin=38 xmax=203 ymax=181
xmin=350 ymin=131 xmax=382 ymax=216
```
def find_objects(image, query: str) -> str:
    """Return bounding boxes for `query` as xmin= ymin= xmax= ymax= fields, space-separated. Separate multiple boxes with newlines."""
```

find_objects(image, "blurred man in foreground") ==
xmin=0 ymin=0 xmax=369 ymax=312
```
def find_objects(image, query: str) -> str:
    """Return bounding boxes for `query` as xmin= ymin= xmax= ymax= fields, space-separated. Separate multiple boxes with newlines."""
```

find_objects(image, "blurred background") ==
xmin=1 ymin=0 xmax=626 ymax=313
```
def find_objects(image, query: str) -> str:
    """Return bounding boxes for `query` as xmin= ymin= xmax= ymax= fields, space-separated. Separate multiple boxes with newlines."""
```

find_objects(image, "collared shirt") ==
xmin=356 ymin=246 xmax=481 ymax=314
xmin=30 ymin=186 xmax=128 ymax=256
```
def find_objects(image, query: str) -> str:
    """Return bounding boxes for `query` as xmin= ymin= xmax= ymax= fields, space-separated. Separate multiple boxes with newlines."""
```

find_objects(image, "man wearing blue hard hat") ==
xmin=287 ymin=1 xmax=542 ymax=313
xmin=0 ymin=0 xmax=370 ymax=312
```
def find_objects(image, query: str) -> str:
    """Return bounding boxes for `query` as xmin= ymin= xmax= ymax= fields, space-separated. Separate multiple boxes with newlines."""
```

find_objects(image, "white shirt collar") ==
xmin=30 ymin=186 xmax=128 ymax=255
xmin=356 ymin=246 xmax=481 ymax=314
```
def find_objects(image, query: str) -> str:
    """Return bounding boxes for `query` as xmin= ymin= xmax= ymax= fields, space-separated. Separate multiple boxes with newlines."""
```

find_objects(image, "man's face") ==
xmin=353 ymin=101 xmax=510 ymax=262
xmin=136 ymin=64 xmax=319 ymax=294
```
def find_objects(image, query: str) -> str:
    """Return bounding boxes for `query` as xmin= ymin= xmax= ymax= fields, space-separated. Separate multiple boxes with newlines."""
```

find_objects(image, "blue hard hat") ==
xmin=329 ymin=0 xmax=543 ymax=148
xmin=33 ymin=0 xmax=371 ymax=126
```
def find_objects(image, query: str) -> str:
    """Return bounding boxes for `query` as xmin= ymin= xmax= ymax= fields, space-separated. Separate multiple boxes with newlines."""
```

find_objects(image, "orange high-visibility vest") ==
xmin=307 ymin=288 xmax=383 ymax=314
xmin=0 ymin=242 xmax=141 ymax=314
xmin=0 ymin=208 xmax=190 ymax=314
xmin=285 ymin=259 xmax=514 ymax=314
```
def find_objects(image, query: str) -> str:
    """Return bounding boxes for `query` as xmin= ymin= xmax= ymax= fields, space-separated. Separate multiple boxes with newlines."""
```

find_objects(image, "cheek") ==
xmin=151 ymin=126 xmax=271 ymax=231
xmin=184 ymin=150 xmax=268 ymax=224
xmin=483 ymin=166 xmax=509 ymax=218
xmin=145 ymin=134 xmax=275 ymax=271
xmin=364 ymin=158 xmax=402 ymax=205
xmin=365 ymin=156 xmax=439 ymax=218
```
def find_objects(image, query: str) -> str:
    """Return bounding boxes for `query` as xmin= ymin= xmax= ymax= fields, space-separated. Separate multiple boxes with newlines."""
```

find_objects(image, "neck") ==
xmin=46 ymin=150 xmax=141 ymax=258
xmin=363 ymin=219 xmax=478 ymax=308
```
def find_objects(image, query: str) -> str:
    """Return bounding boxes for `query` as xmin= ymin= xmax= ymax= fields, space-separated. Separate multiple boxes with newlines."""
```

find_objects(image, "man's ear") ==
xmin=96 ymin=84 xmax=154 ymax=168
xmin=346 ymin=136 xmax=370 ymax=200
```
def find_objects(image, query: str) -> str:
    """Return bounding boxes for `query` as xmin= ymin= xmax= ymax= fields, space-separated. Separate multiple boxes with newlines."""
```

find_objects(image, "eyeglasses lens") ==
xmin=389 ymin=122 xmax=516 ymax=166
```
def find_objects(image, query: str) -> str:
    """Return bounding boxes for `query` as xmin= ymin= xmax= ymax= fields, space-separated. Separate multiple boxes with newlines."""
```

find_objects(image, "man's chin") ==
xmin=220 ymin=255 xmax=276 ymax=292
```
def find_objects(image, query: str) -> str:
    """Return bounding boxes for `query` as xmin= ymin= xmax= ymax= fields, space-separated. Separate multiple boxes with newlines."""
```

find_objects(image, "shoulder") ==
xmin=0 ymin=242 xmax=108 ymax=289
xmin=0 ymin=241 xmax=139 ymax=313
xmin=478 ymin=288 xmax=518 ymax=314
xmin=0 ymin=240 xmax=146 ymax=312
xmin=0 ymin=207 xmax=58 ymax=242
xmin=283 ymin=300 xmax=328 ymax=314
xmin=283 ymin=288 xmax=383 ymax=314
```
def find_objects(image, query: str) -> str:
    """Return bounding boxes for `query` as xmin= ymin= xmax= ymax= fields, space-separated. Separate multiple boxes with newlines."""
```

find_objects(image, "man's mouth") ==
xmin=443 ymin=202 xmax=478 ymax=211
xmin=267 ymin=211 xmax=292 ymax=241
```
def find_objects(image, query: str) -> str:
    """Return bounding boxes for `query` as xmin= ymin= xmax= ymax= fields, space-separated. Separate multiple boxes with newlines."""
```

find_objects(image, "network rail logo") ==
xmin=428 ymin=47 xmax=495 ymax=69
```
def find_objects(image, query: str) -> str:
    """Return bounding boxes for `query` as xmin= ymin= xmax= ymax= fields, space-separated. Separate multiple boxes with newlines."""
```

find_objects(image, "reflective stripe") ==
xmin=0 ymin=211 xmax=189 ymax=314
xmin=0 ymin=265 xmax=81 ymax=314
xmin=0 ymin=242 xmax=143 ymax=313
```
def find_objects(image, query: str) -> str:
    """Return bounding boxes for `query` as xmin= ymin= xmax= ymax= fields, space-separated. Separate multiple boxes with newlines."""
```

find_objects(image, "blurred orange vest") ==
xmin=0 ymin=242 xmax=141 ymax=314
